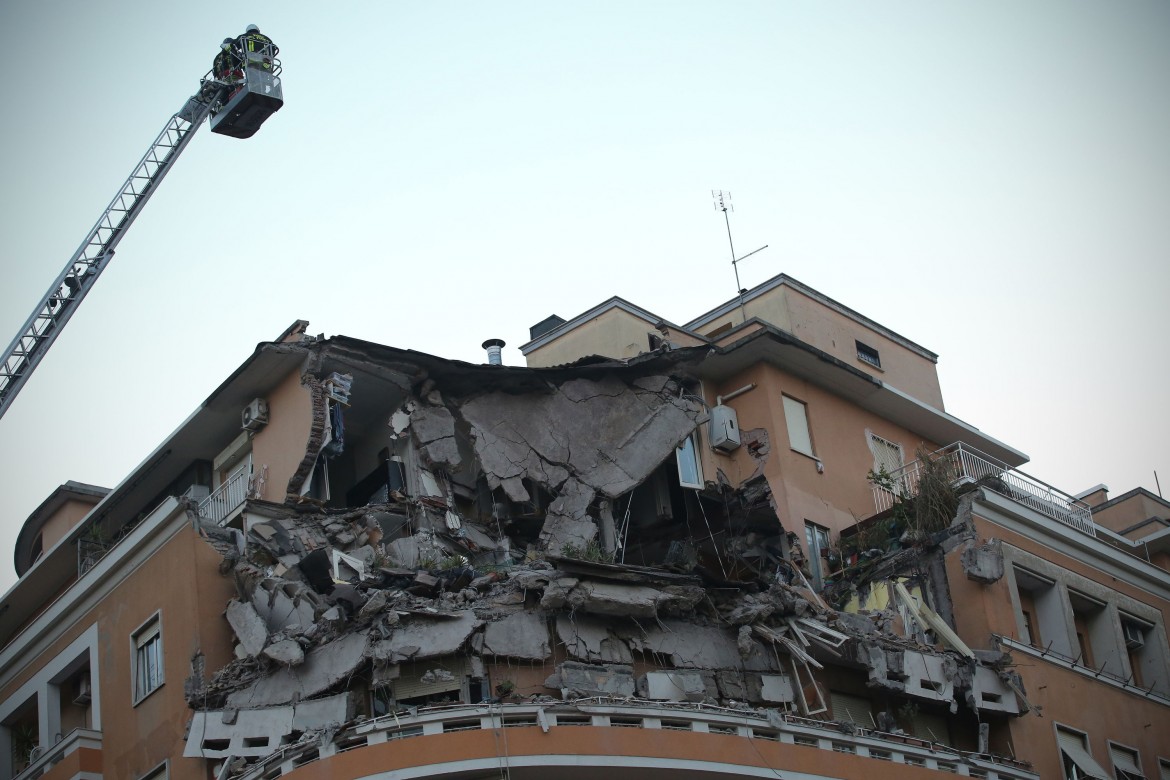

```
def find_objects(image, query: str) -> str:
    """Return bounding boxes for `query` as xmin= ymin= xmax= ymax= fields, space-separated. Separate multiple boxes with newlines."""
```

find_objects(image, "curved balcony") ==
xmin=233 ymin=698 xmax=1035 ymax=780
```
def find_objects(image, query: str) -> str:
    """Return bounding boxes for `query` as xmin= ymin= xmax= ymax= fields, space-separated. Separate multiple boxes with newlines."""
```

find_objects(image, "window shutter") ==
xmin=1057 ymin=727 xmax=1109 ymax=780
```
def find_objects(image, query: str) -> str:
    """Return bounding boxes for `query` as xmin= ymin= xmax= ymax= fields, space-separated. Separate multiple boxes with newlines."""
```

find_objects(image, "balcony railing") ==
xmin=14 ymin=728 xmax=102 ymax=780
xmin=199 ymin=466 xmax=250 ymax=526
xmin=232 ymin=699 xmax=1036 ymax=780
xmin=873 ymin=442 xmax=1094 ymax=537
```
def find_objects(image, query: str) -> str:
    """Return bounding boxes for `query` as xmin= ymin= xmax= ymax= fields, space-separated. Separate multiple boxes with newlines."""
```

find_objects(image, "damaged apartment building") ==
xmin=2 ymin=273 xmax=1168 ymax=780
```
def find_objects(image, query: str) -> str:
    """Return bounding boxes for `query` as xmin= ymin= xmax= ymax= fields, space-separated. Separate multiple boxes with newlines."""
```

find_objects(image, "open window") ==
xmin=675 ymin=433 xmax=703 ymax=489
xmin=132 ymin=614 xmax=164 ymax=703
xmin=782 ymin=396 xmax=815 ymax=457
xmin=1057 ymin=724 xmax=1108 ymax=780
xmin=1110 ymin=743 xmax=1146 ymax=780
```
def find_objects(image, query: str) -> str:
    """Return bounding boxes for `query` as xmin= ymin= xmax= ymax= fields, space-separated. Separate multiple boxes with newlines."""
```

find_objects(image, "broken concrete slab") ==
xmin=556 ymin=615 xmax=633 ymax=664
xmin=226 ymin=632 xmax=368 ymax=709
xmin=184 ymin=692 xmax=351 ymax=758
xmin=262 ymin=639 xmax=305 ymax=666
xmin=482 ymin=611 xmax=550 ymax=660
xmin=370 ymin=610 xmax=480 ymax=664
xmin=639 ymin=671 xmax=707 ymax=702
xmin=961 ymin=539 xmax=1005 ymax=584
xmin=631 ymin=620 xmax=779 ymax=672
xmin=226 ymin=599 xmax=269 ymax=658
xmin=546 ymin=661 xmax=635 ymax=698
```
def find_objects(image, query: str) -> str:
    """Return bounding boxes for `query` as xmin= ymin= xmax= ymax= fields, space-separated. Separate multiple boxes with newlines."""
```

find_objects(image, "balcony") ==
xmin=198 ymin=466 xmax=250 ymax=526
xmin=14 ymin=728 xmax=102 ymax=780
xmin=232 ymin=699 xmax=1036 ymax=780
xmin=873 ymin=443 xmax=1094 ymax=537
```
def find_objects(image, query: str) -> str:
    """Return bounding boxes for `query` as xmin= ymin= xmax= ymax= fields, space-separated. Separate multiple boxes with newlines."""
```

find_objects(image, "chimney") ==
xmin=481 ymin=339 xmax=505 ymax=366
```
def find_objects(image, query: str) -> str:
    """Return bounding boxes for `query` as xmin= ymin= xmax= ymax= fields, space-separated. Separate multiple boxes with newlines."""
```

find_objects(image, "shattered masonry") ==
xmin=183 ymin=339 xmax=1028 ymax=771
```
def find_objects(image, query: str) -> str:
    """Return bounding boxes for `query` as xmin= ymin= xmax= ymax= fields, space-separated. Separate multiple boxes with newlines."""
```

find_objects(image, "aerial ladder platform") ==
xmin=0 ymin=37 xmax=283 ymax=421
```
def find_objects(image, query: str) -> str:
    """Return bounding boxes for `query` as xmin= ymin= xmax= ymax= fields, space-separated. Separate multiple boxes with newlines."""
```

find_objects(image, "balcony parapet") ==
xmin=233 ymin=698 xmax=1036 ymax=780
xmin=14 ymin=728 xmax=102 ymax=780
xmin=873 ymin=442 xmax=1094 ymax=537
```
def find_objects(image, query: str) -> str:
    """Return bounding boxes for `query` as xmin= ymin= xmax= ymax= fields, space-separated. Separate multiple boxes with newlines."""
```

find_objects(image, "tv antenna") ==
xmin=712 ymin=190 xmax=768 ymax=323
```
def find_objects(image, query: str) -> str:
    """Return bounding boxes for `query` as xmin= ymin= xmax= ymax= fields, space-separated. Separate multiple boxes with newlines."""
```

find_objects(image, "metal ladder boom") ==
xmin=0 ymin=87 xmax=225 ymax=421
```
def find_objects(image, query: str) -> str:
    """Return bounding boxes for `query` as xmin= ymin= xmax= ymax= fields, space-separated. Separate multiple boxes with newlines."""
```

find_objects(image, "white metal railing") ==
xmin=873 ymin=442 xmax=1094 ymax=536
xmin=14 ymin=728 xmax=102 ymax=780
xmin=199 ymin=467 xmax=250 ymax=526
xmin=231 ymin=698 xmax=1036 ymax=780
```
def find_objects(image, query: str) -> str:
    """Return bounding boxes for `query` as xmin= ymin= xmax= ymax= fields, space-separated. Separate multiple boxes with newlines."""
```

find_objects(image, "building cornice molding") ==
xmin=0 ymin=499 xmax=189 ymax=686
xmin=684 ymin=273 xmax=939 ymax=362
xmin=974 ymin=490 xmax=1170 ymax=602
xmin=519 ymin=297 xmax=698 ymax=356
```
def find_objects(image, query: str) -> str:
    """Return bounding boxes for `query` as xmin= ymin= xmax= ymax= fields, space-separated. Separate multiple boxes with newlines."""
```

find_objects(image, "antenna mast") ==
xmin=712 ymin=190 xmax=768 ymax=324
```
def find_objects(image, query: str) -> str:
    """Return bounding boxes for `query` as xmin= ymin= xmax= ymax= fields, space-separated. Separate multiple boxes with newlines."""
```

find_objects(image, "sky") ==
xmin=0 ymin=1 xmax=1167 ymax=590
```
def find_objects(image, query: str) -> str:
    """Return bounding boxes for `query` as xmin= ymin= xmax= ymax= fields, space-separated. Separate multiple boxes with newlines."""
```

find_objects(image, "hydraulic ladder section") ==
xmin=0 ymin=86 xmax=226 ymax=421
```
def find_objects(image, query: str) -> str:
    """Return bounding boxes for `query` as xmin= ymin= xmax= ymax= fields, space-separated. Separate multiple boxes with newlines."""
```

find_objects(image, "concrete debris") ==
xmin=225 ymin=600 xmax=269 ymax=658
xmin=546 ymin=661 xmax=636 ymax=698
xmin=370 ymin=610 xmax=479 ymax=664
xmin=181 ymin=346 xmax=1030 ymax=774
xmin=262 ymin=639 xmax=305 ymax=666
xmin=227 ymin=632 xmax=368 ymax=709
xmin=961 ymin=538 xmax=1005 ymax=584
xmin=185 ymin=693 xmax=352 ymax=758
xmin=482 ymin=611 xmax=550 ymax=660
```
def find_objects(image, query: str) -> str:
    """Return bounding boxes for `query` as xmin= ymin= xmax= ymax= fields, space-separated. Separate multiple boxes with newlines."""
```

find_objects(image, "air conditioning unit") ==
xmin=708 ymin=404 xmax=742 ymax=452
xmin=1123 ymin=622 xmax=1145 ymax=650
xmin=73 ymin=673 xmax=92 ymax=705
xmin=241 ymin=397 xmax=270 ymax=432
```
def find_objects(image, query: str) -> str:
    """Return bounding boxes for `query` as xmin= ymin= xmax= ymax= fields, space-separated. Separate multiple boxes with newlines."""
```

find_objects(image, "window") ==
xmin=1011 ymin=567 xmax=1073 ymax=657
xmin=867 ymin=432 xmax=904 ymax=480
xmin=856 ymin=341 xmax=881 ymax=369
xmin=133 ymin=615 xmax=163 ymax=702
xmin=139 ymin=763 xmax=168 ymax=780
xmin=805 ymin=521 xmax=830 ymax=590
xmin=1120 ymin=614 xmax=1168 ymax=692
xmin=1057 ymin=724 xmax=1109 ymax=780
xmin=676 ymin=433 xmax=703 ymax=489
xmin=1110 ymin=743 xmax=1145 ymax=780
xmin=782 ymin=396 xmax=814 ymax=457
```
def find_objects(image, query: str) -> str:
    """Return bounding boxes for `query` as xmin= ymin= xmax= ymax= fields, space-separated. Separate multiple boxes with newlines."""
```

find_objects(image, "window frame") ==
xmin=1108 ymin=741 xmax=1145 ymax=780
xmin=1056 ymin=723 xmax=1109 ymax=780
xmin=782 ymin=395 xmax=815 ymax=458
xmin=855 ymin=340 xmax=882 ymax=369
xmin=131 ymin=612 xmax=164 ymax=705
xmin=675 ymin=432 xmax=703 ymax=490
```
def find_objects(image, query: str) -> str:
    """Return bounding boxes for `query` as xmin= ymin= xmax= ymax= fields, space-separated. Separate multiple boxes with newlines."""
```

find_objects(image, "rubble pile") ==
xmin=182 ymin=350 xmax=1028 ymax=770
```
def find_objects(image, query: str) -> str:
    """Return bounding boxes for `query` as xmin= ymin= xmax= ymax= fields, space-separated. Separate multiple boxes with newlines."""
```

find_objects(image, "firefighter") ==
xmin=237 ymin=24 xmax=278 ymax=66
xmin=212 ymin=38 xmax=243 ymax=84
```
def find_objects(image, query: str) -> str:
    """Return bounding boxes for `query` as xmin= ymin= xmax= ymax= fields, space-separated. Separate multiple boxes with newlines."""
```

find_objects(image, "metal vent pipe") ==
xmin=481 ymin=338 xmax=505 ymax=365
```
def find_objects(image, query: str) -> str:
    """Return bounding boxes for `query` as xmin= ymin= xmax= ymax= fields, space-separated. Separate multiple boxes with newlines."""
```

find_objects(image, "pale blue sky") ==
xmin=1 ymin=1 xmax=1167 ymax=589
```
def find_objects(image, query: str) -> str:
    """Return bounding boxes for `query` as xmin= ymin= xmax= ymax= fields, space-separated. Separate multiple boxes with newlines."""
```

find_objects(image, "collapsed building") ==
xmin=3 ymin=274 xmax=1167 ymax=780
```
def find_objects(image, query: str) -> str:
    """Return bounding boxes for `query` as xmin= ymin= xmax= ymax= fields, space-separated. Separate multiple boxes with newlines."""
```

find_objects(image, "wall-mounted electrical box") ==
xmin=709 ymin=404 xmax=741 ymax=452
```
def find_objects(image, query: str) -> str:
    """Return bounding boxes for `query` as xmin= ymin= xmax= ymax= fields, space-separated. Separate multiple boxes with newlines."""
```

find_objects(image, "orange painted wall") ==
xmin=281 ymin=726 xmax=970 ymax=780
xmin=0 ymin=523 xmax=236 ymax=780
xmin=701 ymin=362 xmax=938 ymax=540
xmin=251 ymin=368 xmax=312 ymax=503
xmin=946 ymin=511 xmax=1170 ymax=778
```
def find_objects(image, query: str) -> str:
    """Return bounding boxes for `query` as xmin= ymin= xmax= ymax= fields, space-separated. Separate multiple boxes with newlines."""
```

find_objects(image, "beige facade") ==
xmin=1 ymin=275 xmax=1166 ymax=780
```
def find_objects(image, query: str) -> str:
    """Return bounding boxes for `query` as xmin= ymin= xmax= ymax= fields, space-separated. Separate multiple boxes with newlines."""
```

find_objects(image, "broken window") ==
xmin=1057 ymin=724 xmax=1109 ymax=780
xmin=676 ymin=433 xmax=703 ymax=489
xmin=804 ymin=521 xmax=831 ymax=590
xmin=133 ymin=614 xmax=164 ymax=702
xmin=829 ymin=690 xmax=874 ymax=728
xmin=783 ymin=396 xmax=815 ymax=457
